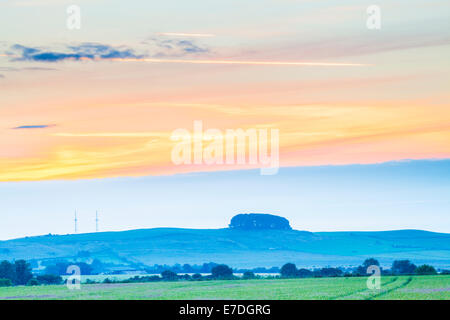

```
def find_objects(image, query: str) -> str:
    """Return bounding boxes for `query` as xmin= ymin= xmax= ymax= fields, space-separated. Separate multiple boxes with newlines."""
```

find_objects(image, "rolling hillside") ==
xmin=1 ymin=227 xmax=449 ymax=269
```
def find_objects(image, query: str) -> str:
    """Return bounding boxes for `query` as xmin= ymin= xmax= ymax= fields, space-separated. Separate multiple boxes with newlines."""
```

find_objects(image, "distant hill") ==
xmin=1 ymin=226 xmax=449 ymax=270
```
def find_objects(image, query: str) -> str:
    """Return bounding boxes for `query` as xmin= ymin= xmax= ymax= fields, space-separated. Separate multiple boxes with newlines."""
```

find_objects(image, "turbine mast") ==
xmin=74 ymin=210 xmax=78 ymax=234
xmin=95 ymin=210 xmax=99 ymax=232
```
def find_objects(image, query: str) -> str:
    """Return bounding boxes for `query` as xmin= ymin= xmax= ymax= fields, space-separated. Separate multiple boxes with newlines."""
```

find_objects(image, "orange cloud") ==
xmin=1 ymin=99 xmax=449 ymax=181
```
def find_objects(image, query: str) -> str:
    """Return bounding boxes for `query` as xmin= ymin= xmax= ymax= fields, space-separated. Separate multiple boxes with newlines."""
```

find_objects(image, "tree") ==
xmin=161 ymin=270 xmax=178 ymax=281
xmin=14 ymin=260 xmax=33 ymax=285
xmin=229 ymin=214 xmax=291 ymax=230
xmin=201 ymin=262 xmax=218 ymax=273
xmin=297 ymin=268 xmax=313 ymax=278
xmin=415 ymin=265 xmax=437 ymax=275
xmin=211 ymin=264 xmax=233 ymax=279
xmin=192 ymin=273 xmax=202 ymax=280
xmin=75 ymin=262 xmax=93 ymax=275
xmin=280 ymin=263 xmax=298 ymax=278
xmin=392 ymin=260 xmax=417 ymax=275
xmin=182 ymin=264 xmax=194 ymax=273
xmin=45 ymin=261 xmax=93 ymax=276
xmin=242 ymin=271 xmax=256 ymax=279
xmin=363 ymin=258 xmax=380 ymax=268
xmin=44 ymin=262 xmax=67 ymax=275
xmin=316 ymin=267 xmax=343 ymax=278
xmin=180 ymin=274 xmax=191 ymax=280
xmin=0 ymin=278 xmax=12 ymax=287
xmin=103 ymin=278 xmax=113 ymax=284
xmin=0 ymin=260 xmax=15 ymax=282
xmin=26 ymin=278 xmax=39 ymax=286
xmin=355 ymin=258 xmax=380 ymax=276
xmin=36 ymin=274 xmax=63 ymax=285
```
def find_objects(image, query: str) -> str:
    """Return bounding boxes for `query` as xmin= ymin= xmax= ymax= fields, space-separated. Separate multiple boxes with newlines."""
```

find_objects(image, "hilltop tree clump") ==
xmin=229 ymin=214 xmax=292 ymax=230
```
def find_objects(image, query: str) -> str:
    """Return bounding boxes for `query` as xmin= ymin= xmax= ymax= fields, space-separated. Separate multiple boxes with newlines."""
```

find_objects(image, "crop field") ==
xmin=0 ymin=275 xmax=448 ymax=300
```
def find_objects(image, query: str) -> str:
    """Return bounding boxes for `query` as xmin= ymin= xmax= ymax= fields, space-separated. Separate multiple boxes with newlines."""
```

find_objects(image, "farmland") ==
xmin=2 ymin=228 xmax=450 ymax=270
xmin=0 ymin=275 xmax=448 ymax=300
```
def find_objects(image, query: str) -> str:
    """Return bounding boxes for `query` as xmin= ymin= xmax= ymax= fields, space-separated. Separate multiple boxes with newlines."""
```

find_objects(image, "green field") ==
xmin=0 ymin=275 xmax=449 ymax=300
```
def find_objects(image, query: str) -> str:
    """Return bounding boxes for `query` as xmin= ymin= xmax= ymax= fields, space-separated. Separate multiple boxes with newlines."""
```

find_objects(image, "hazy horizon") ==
xmin=1 ymin=159 xmax=449 ymax=240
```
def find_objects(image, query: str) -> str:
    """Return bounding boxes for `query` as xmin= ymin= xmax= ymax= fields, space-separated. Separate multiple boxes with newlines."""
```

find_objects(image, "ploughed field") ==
xmin=0 ymin=275 xmax=448 ymax=300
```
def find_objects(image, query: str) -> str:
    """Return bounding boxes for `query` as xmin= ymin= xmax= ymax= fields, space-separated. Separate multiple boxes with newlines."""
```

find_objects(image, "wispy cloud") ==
xmin=282 ymin=32 xmax=450 ymax=60
xmin=0 ymin=66 xmax=58 ymax=73
xmin=143 ymin=38 xmax=209 ymax=57
xmin=9 ymin=43 xmax=144 ymax=62
xmin=106 ymin=57 xmax=368 ymax=67
xmin=156 ymin=32 xmax=215 ymax=38
xmin=6 ymin=40 xmax=209 ymax=63
xmin=54 ymin=132 xmax=164 ymax=138
xmin=4 ymin=41 xmax=368 ymax=67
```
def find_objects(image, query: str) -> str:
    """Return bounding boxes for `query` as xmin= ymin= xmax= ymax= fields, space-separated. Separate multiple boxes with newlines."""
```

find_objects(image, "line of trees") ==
xmin=99 ymin=259 xmax=446 ymax=285
xmin=1 ymin=258 xmax=447 ymax=287
xmin=142 ymin=263 xmax=279 ymax=275
xmin=37 ymin=258 xmax=447 ymax=279
xmin=280 ymin=263 xmax=343 ymax=278
xmin=40 ymin=260 xmax=280 ymax=276
xmin=141 ymin=262 xmax=223 ymax=275
xmin=101 ymin=264 xmax=239 ymax=284
xmin=279 ymin=259 xmax=442 ymax=278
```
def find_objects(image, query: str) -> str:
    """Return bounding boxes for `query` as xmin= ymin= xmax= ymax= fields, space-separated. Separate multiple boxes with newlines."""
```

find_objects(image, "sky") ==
xmin=0 ymin=160 xmax=449 ymax=240
xmin=0 ymin=1 xmax=449 ymax=239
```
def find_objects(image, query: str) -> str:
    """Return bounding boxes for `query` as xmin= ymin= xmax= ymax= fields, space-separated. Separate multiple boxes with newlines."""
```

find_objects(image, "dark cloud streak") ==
xmin=12 ymin=125 xmax=54 ymax=130
xmin=5 ymin=39 xmax=209 ymax=64
xmin=9 ymin=43 xmax=144 ymax=62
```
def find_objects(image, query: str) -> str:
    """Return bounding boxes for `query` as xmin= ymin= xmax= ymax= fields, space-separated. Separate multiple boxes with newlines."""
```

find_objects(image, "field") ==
xmin=0 ymin=275 xmax=449 ymax=300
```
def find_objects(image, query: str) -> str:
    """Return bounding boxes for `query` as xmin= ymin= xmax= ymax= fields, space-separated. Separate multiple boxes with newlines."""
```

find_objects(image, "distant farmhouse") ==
xmin=229 ymin=213 xmax=292 ymax=230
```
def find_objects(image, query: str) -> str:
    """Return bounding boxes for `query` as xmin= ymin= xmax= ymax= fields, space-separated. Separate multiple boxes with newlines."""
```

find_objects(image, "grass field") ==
xmin=0 ymin=275 xmax=448 ymax=300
